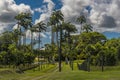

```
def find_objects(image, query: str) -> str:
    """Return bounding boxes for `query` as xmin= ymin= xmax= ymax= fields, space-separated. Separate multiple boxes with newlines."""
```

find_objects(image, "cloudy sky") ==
xmin=0 ymin=0 xmax=120 ymax=44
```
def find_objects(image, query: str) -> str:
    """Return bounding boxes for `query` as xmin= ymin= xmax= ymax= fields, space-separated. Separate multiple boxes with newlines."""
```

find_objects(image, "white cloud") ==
xmin=25 ymin=30 xmax=47 ymax=39
xmin=0 ymin=0 xmax=32 ymax=34
xmin=34 ymin=5 xmax=48 ymax=13
xmin=34 ymin=0 xmax=55 ymax=40
xmin=35 ymin=0 xmax=55 ymax=24
xmin=89 ymin=0 xmax=120 ymax=32
xmin=61 ymin=0 xmax=90 ymax=23
xmin=60 ymin=0 xmax=120 ymax=32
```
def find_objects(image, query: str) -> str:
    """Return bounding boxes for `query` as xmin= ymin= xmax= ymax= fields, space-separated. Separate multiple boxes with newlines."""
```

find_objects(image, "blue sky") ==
xmin=15 ymin=0 xmax=44 ymax=21
xmin=14 ymin=0 xmax=62 ymax=23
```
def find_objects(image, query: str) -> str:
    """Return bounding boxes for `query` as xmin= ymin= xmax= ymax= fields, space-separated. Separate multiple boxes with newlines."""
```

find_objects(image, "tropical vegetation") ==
xmin=0 ymin=10 xmax=120 ymax=80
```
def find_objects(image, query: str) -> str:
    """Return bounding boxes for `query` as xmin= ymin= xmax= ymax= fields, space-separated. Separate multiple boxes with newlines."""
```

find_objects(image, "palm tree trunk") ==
xmin=87 ymin=54 xmax=90 ymax=72
xmin=38 ymin=32 xmax=41 ymax=49
xmin=80 ymin=24 xmax=82 ymax=33
xmin=51 ymin=27 xmax=54 ymax=44
xmin=56 ymin=31 xmax=58 ymax=46
xmin=25 ymin=30 xmax=27 ymax=45
xmin=66 ymin=32 xmax=70 ymax=65
xmin=38 ymin=32 xmax=41 ymax=71
xmin=59 ymin=26 xmax=62 ymax=72
xmin=18 ymin=24 xmax=21 ymax=47
xmin=31 ymin=31 xmax=33 ymax=52
xmin=23 ymin=30 xmax=27 ymax=45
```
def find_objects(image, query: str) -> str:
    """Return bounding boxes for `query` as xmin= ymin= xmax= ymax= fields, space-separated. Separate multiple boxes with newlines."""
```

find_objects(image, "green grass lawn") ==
xmin=0 ymin=63 xmax=120 ymax=80
xmin=0 ymin=64 xmax=56 ymax=80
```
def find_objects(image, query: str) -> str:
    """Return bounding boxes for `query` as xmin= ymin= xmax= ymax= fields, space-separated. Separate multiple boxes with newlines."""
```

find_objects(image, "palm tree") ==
xmin=30 ymin=26 xmax=36 ymax=51
xmin=62 ymin=22 xmax=77 ymax=69
xmin=35 ymin=21 xmax=46 ymax=49
xmin=34 ymin=21 xmax=46 ymax=70
xmin=48 ymin=10 xmax=64 ymax=72
xmin=54 ymin=10 xmax=64 ymax=72
xmin=48 ymin=10 xmax=64 ymax=45
xmin=63 ymin=22 xmax=77 ymax=37
xmin=15 ymin=14 xmax=23 ymax=46
xmin=22 ymin=13 xmax=32 ymax=45
xmin=48 ymin=14 xmax=56 ymax=44
xmin=15 ymin=13 xmax=32 ymax=45
xmin=12 ymin=29 xmax=21 ymax=47
xmin=76 ymin=15 xmax=86 ymax=33
xmin=83 ymin=23 xmax=93 ymax=33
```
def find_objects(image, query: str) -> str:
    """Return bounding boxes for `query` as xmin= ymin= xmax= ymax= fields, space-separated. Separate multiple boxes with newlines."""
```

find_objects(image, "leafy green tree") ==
xmin=0 ymin=51 xmax=7 ymax=65
xmin=98 ymin=47 xmax=106 ymax=72
xmin=105 ymin=47 xmax=118 ymax=66
xmin=85 ymin=44 xmax=95 ymax=72
xmin=104 ymin=39 xmax=120 ymax=61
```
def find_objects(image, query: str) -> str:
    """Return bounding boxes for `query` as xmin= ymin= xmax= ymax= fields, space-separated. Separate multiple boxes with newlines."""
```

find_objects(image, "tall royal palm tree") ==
xmin=76 ymin=15 xmax=86 ymax=33
xmin=35 ymin=21 xmax=46 ymax=49
xmin=48 ymin=10 xmax=64 ymax=72
xmin=48 ymin=14 xmax=56 ymax=44
xmin=30 ymin=26 xmax=36 ymax=51
xmin=48 ymin=10 xmax=64 ymax=45
xmin=15 ymin=13 xmax=23 ymax=46
xmin=62 ymin=22 xmax=77 ymax=69
xmin=63 ymin=22 xmax=77 ymax=37
xmin=22 ymin=13 xmax=32 ymax=45
xmin=54 ymin=10 xmax=64 ymax=46
xmin=54 ymin=10 xmax=64 ymax=72
xmin=34 ymin=21 xmax=46 ymax=71
xmin=12 ymin=29 xmax=21 ymax=47
xmin=15 ymin=13 xmax=32 ymax=45
xmin=82 ymin=23 xmax=93 ymax=33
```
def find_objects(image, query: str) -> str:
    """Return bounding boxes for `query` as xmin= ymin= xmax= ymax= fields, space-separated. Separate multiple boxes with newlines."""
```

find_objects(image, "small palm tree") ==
xmin=34 ymin=21 xmax=46 ymax=71
xmin=83 ymin=23 xmax=93 ymax=33
xmin=63 ymin=22 xmax=77 ymax=37
xmin=76 ymin=15 xmax=86 ymax=33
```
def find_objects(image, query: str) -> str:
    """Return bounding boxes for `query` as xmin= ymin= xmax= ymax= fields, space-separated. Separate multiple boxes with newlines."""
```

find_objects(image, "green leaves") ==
xmin=15 ymin=13 xmax=32 ymax=29
xmin=77 ymin=15 xmax=86 ymax=24
xmin=34 ymin=21 xmax=47 ymax=32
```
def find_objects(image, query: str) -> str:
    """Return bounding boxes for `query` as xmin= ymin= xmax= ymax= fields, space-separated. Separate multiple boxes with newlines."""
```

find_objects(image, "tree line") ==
xmin=0 ymin=10 xmax=120 ymax=72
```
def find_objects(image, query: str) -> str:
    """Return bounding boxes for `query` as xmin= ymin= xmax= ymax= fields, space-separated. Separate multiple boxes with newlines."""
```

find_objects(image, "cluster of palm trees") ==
xmin=14 ymin=10 xmax=93 ymax=72
xmin=15 ymin=13 xmax=47 ymax=70
xmin=1 ymin=9 xmax=119 ymax=73
xmin=47 ymin=10 xmax=93 ymax=72
xmin=15 ymin=13 xmax=47 ymax=50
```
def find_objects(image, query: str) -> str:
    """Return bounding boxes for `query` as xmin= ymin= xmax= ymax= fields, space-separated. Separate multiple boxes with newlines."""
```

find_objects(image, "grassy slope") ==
xmin=41 ymin=63 xmax=120 ymax=80
xmin=0 ymin=64 xmax=56 ymax=80
xmin=0 ymin=63 xmax=120 ymax=80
